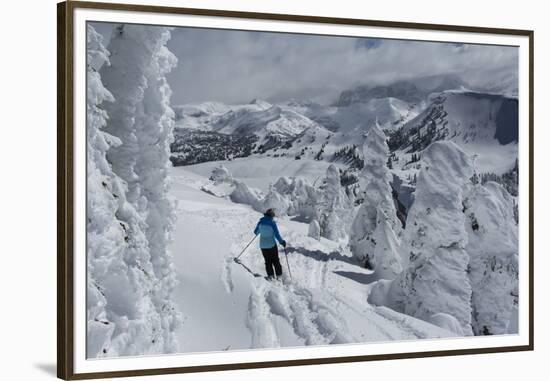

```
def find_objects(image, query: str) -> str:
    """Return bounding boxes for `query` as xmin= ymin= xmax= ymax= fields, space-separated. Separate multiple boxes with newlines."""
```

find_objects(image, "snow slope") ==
xmin=173 ymin=102 xmax=231 ymax=131
xmin=174 ymin=99 xmax=321 ymax=143
xmin=213 ymin=104 xmax=317 ymax=139
xmin=184 ymin=157 xmax=335 ymax=192
xmin=284 ymin=97 xmax=419 ymax=135
xmin=169 ymin=167 xmax=456 ymax=353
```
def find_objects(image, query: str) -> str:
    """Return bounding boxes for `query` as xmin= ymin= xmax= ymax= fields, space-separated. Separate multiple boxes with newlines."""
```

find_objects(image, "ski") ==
xmin=233 ymin=258 xmax=292 ymax=285
xmin=233 ymin=257 xmax=262 ymax=278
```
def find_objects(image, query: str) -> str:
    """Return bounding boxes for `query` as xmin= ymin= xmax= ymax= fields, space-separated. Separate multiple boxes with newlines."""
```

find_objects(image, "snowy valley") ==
xmin=85 ymin=23 xmax=520 ymax=359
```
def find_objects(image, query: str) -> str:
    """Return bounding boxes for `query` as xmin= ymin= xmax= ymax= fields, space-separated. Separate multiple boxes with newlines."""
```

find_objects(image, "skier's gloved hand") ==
xmin=281 ymin=240 xmax=287 ymax=248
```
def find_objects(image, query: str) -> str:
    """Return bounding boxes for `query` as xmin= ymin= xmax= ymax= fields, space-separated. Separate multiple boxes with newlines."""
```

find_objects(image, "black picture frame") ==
xmin=57 ymin=1 xmax=534 ymax=379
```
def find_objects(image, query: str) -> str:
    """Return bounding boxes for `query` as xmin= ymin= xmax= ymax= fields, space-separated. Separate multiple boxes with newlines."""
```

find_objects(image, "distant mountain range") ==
xmin=333 ymin=74 xmax=466 ymax=106
xmin=170 ymin=74 xmax=518 ymax=176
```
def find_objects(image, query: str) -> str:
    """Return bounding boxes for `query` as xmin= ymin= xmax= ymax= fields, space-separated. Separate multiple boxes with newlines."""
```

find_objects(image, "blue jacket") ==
xmin=254 ymin=216 xmax=285 ymax=249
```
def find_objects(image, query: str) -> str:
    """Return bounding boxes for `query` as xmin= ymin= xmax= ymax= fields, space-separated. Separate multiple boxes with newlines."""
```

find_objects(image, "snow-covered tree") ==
xmin=308 ymin=219 xmax=321 ymax=240
xmin=382 ymin=141 xmax=475 ymax=335
xmin=316 ymin=165 xmax=352 ymax=241
xmin=91 ymin=24 xmax=181 ymax=357
xmin=464 ymin=182 xmax=519 ymax=335
xmin=273 ymin=176 xmax=319 ymax=221
xmin=133 ymin=26 xmax=180 ymax=353
xmin=209 ymin=165 xmax=232 ymax=184
xmin=368 ymin=208 xmax=403 ymax=279
xmin=349 ymin=124 xmax=402 ymax=279
xmin=262 ymin=185 xmax=290 ymax=216
xmin=230 ymin=181 xmax=264 ymax=211
xmin=272 ymin=176 xmax=294 ymax=194
xmin=229 ymin=176 xmax=319 ymax=218
xmin=86 ymin=24 xmax=127 ymax=358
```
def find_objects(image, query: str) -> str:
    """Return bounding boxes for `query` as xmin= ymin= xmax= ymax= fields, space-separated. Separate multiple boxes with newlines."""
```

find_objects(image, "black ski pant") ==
xmin=261 ymin=245 xmax=282 ymax=277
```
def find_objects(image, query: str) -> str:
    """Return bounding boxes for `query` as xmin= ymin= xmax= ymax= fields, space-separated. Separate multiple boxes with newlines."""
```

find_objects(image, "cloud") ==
xmin=92 ymin=23 xmax=518 ymax=105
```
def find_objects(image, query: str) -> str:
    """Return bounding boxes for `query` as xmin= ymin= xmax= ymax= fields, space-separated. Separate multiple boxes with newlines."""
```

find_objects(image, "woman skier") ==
xmin=253 ymin=208 xmax=287 ymax=280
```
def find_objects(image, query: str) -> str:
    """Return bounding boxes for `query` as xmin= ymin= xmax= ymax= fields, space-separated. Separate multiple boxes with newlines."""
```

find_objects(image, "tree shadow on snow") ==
xmin=332 ymin=270 xmax=378 ymax=285
xmin=286 ymin=247 xmax=358 ymax=266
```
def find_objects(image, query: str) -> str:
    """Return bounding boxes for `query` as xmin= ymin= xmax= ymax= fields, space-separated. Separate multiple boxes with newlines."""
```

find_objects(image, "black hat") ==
xmin=264 ymin=208 xmax=275 ymax=218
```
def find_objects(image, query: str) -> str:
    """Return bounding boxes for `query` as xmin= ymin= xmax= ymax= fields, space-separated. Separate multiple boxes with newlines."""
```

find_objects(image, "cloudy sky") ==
xmin=91 ymin=22 xmax=518 ymax=106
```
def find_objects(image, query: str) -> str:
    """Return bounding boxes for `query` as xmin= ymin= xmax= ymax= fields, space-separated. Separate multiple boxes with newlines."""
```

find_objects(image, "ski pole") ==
xmin=235 ymin=235 xmax=258 ymax=260
xmin=283 ymin=246 xmax=292 ymax=281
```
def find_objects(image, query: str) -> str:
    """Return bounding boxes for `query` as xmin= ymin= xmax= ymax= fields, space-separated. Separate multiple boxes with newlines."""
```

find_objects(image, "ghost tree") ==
xmin=86 ymin=24 xmax=127 ymax=358
xmin=209 ymin=165 xmax=232 ymax=184
xmin=94 ymin=24 xmax=181 ymax=357
xmin=349 ymin=123 xmax=402 ymax=279
xmin=274 ymin=176 xmax=319 ymax=222
xmin=463 ymin=181 xmax=519 ymax=335
xmin=262 ymin=185 xmax=290 ymax=216
xmin=382 ymin=141 xmax=475 ymax=335
xmin=317 ymin=165 xmax=352 ymax=241
xmin=230 ymin=181 xmax=264 ymax=212
xmin=308 ymin=219 xmax=321 ymax=240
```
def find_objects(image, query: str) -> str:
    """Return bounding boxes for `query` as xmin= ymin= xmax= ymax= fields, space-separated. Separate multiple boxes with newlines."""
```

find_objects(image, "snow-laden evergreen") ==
xmin=262 ymin=185 xmax=291 ymax=216
xmin=230 ymin=181 xmax=264 ymax=211
xmin=90 ymin=24 xmax=181 ymax=357
xmin=464 ymin=182 xmax=519 ymax=334
xmin=86 ymin=25 xmax=127 ymax=358
xmin=228 ymin=175 xmax=325 ymax=222
xmin=368 ymin=209 xmax=402 ymax=279
xmin=228 ymin=166 xmax=352 ymax=242
xmin=316 ymin=165 xmax=352 ymax=241
xmin=374 ymin=141 xmax=475 ymax=335
xmin=209 ymin=165 xmax=232 ymax=184
xmin=273 ymin=176 xmax=319 ymax=221
xmin=133 ymin=26 xmax=180 ymax=353
xmin=349 ymin=123 xmax=402 ymax=279
xmin=308 ymin=220 xmax=321 ymax=240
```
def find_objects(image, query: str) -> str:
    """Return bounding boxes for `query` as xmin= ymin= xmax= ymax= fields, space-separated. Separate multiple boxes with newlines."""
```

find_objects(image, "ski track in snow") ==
xmin=171 ymin=168 xmax=454 ymax=353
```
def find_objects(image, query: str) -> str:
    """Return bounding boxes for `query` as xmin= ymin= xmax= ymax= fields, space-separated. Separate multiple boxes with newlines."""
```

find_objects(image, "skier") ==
xmin=253 ymin=208 xmax=287 ymax=280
